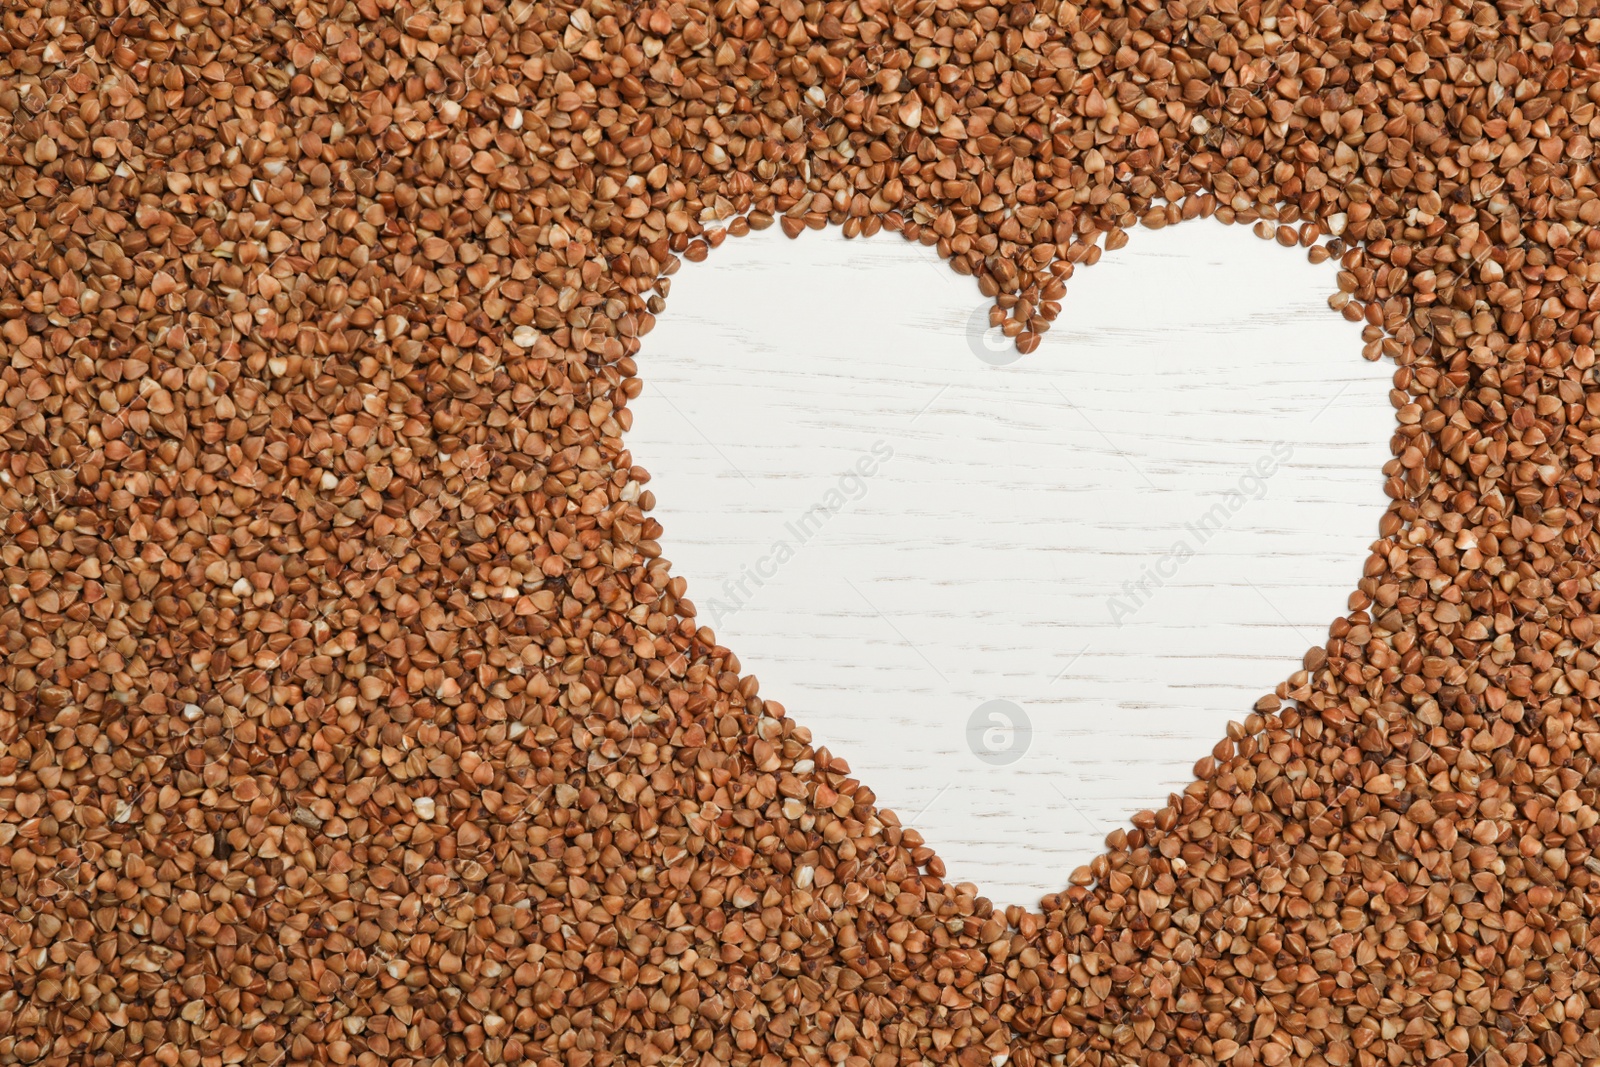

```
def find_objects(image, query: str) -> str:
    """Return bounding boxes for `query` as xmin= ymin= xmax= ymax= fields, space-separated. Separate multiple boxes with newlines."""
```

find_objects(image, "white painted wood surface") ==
xmin=629 ymin=221 xmax=1393 ymax=910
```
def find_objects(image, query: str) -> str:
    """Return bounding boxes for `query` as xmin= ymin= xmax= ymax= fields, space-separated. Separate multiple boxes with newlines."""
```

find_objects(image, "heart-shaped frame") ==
xmin=626 ymin=219 xmax=1395 ymax=912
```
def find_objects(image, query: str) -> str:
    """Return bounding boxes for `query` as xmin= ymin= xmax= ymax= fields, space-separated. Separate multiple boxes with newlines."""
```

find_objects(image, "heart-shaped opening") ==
xmin=630 ymin=219 xmax=1392 ymax=909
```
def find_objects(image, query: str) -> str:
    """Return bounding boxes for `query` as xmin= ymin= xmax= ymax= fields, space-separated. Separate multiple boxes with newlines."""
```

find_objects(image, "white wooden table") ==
xmin=629 ymin=221 xmax=1392 ymax=909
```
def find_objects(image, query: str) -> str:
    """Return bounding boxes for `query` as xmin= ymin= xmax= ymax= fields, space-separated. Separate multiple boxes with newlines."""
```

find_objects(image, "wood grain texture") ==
xmin=628 ymin=220 xmax=1395 ymax=910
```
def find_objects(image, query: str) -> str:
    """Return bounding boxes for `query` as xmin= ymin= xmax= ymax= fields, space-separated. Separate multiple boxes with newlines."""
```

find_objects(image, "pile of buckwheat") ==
xmin=2 ymin=0 xmax=1599 ymax=1064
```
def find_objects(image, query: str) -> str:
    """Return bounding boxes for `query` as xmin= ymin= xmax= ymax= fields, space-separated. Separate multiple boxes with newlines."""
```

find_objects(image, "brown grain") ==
xmin=1 ymin=0 xmax=1597 ymax=1065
